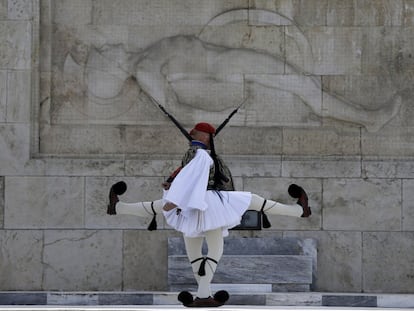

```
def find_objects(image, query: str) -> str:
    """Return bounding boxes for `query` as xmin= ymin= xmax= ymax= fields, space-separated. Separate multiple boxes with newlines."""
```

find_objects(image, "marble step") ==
xmin=168 ymin=255 xmax=313 ymax=287
xmin=1 ymin=291 xmax=414 ymax=308
xmin=168 ymin=237 xmax=317 ymax=256
xmin=168 ymin=237 xmax=316 ymax=292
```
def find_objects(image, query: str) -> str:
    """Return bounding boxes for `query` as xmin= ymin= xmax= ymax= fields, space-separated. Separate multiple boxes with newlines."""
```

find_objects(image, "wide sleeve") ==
xmin=164 ymin=149 xmax=213 ymax=212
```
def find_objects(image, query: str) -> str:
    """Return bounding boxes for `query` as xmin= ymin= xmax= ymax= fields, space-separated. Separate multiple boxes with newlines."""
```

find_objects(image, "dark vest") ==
xmin=181 ymin=143 xmax=235 ymax=191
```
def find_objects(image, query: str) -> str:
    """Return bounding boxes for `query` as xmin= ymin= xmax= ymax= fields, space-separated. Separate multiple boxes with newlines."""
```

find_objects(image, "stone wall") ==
xmin=0 ymin=0 xmax=413 ymax=293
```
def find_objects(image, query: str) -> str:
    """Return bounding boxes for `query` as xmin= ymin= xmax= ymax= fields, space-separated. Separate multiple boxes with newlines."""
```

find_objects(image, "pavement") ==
xmin=0 ymin=306 xmax=409 ymax=311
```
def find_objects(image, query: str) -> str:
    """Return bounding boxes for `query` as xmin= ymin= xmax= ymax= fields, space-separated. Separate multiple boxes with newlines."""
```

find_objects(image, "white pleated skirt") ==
xmin=163 ymin=190 xmax=251 ymax=237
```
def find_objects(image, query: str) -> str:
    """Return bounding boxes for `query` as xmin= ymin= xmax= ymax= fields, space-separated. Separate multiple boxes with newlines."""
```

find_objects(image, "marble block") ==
xmin=403 ymin=179 xmax=414 ymax=230
xmin=47 ymin=293 xmax=98 ymax=306
xmin=42 ymin=230 xmax=123 ymax=291
xmin=266 ymin=292 xmax=322 ymax=306
xmin=6 ymin=70 xmax=31 ymax=122
xmin=0 ymin=293 xmax=46 ymax=305
xmin=98 ymin=293 xmax=153 ymax=305
xmin=322 ymin=295 xmax=376 ymax=307
xmin=363 ymin=232 xmax=414 ymax=293
xmin=47 ymin=292 xmax=154 ymax=306
xmin=7 ymin=0 xmax=33 ymax=20
xmin=0 ymin=176 xmax=3 ymax=228
xmin=169 ymin=255 xmax=313 ymax=285
xmin=0 ymin=124 xmax=30 ymax=175
xmin=323 ymin=178 xmax=401 ymax=231
xmin=0 ymin=70 xmax=5 ymax=121
xmin=0 ymin=21 xmax=32 ymax=69
xmin=168 ymin=236 xmax=316 ymax=256
xmin=0 ymin=230 xmax=43 ymax=290
xmin=227 ymin=294 xmax=266 ymax=306
xmin=5 ymin=176 xmax=84 ymax=228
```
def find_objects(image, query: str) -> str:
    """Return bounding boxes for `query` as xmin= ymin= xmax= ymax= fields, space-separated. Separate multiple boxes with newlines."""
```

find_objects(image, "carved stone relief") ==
xmin=39 ymin=4 xmax=412 ymax=154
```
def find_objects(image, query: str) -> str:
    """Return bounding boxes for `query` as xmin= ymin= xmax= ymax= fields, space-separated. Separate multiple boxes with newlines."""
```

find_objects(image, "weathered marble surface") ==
xmin=0 ymin=20 xmax=31 ymax=69
xmin=284 ymin=231 xmax=363 ymax=292
xmin=8 ymin=0 xmax=33 ymax=20
xmin=266 ymin=292 xmax=322 ymax=306
xmin=0 ymin=230 xmax=43 ymax=290
xmin=406 ymin=0 xmax=414 ymax=25
xmin=362 ymin=128 xmax=414 ymax=157
xmin=378 ymin=294 xmax=414 ymax=308
xmin=123 ymin=230 xmax=181 ymax=291
xmin=282 ymin=128 xmax=361 ymax=156
xmin=322 ymin=295 xmax=377 ymax=307
xmin=363 ymin=232 xmax=414 ymax=293
xmin=0 ymin=70 xmax=5 ymax=121
xmin=0 ymin=0 xmax=7 ymax=19
xmin=0 ymin=124 xmax=30 ymax=175
xmin=323 ymin=178 xmax=401 ymax=231
xmin=403 ymin=179 xmax=414 ymax=230
xmin=0 ymin=293 xmax=47 ymax=305
xmin=362 ymin=158 xmax=414 ymax=178
xmin=5 ymin=176 xmax=84 ymax=229
xmin=253 ymin=0 xmax=403 ymax=26
xmin=43 ymin=230 xmax=123 ymax=290
xmin=6 ymin=70 xmax=31 ymax=122
xmin=0 ymin=177 xmax=3 ymax=228
xmin=282 ymin=156 xmax=361 ymax=178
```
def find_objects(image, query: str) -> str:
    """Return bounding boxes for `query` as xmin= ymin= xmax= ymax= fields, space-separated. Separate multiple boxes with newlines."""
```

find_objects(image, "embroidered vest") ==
xmin=181 ymin=145 xmax=235 ymax=191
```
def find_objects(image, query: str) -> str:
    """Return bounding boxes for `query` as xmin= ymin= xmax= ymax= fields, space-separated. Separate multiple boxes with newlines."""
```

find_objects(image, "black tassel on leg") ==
xmin=191 ymin=257 xmax=218 ymax=277
xmin=262 ymin=213 xmax=271 ymax=228
xmin=147 ymin=202 xmax=157 ymax=231
xmin=198 ymin=258 xmax=207 ymax=276
xmin=260 ymin=199 xmax=271 ymax=228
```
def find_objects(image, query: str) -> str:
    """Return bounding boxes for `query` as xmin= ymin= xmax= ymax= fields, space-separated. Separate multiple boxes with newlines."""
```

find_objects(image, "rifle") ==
xmin=215 ymin=97 xmax=248 ymax=135
xmin=145 ymin=92 xmax=193 ymax=141
xmin=157 ymin=103 xmax=193 ymax=141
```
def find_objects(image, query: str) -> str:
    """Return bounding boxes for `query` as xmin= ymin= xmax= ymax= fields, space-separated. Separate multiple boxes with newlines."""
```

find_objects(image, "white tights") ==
xmin=184 ymin=228 xmax=223 ymax=298
xmin=115 ymin=193 xmax=303 ymax=218
xmin=114 ymin=193 xmax=302 ymax=299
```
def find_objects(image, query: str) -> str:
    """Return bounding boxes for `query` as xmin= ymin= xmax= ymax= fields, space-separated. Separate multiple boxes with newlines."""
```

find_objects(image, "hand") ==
xmin=162 ymin=182 xmax=171 ymax=190
xmin=163 ymin=202 xmax=177 ymax=211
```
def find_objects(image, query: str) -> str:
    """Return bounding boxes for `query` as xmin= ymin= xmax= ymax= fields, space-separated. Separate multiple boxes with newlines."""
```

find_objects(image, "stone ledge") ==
xmin=0 ymin=292 xmax=414 ymax=308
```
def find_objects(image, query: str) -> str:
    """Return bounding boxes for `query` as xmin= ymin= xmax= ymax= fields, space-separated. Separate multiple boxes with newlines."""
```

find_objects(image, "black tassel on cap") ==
xmin=260 ymin=199 xmax=271 ymax=228
xmin=147 ymin=202 xmax=157 ymax=231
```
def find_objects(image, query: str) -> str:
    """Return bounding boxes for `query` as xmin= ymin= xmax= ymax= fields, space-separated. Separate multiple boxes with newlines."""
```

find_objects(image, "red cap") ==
xmin=190 ymin=122 xmax=216 ymax=135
